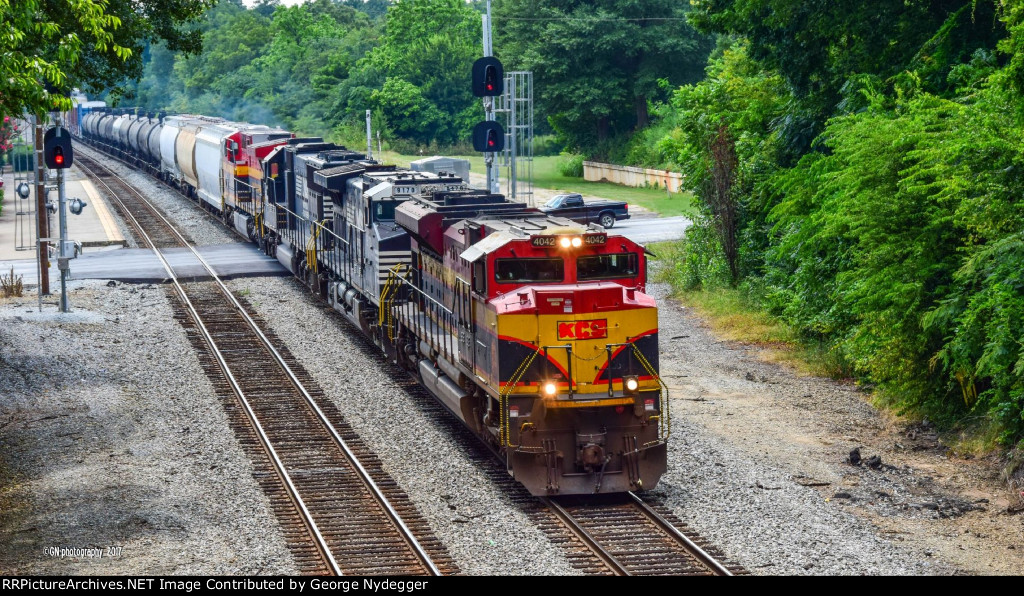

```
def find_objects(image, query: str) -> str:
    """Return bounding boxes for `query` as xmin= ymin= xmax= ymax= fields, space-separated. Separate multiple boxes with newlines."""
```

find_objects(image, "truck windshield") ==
xmin=543 ymin=196 xmax=565 ymax=208
xmin=494 ymin=258 xmax=564 ymax=283
xmin=577 ymin=253 xmax=638 ymax=280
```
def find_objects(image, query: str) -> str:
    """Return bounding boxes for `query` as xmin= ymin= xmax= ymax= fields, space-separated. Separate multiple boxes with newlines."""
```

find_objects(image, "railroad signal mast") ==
xmin=477 ymin=1 xmax=503 ymax=194
xmin=42 ymin=124 xmax=75 ymax=312
xmin=476 ymin=1 xmax=534 ymax=204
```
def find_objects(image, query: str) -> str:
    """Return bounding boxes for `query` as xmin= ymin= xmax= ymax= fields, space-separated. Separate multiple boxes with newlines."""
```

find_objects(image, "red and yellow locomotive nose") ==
xmin=492 ymin=282 xmax=659 ymax=398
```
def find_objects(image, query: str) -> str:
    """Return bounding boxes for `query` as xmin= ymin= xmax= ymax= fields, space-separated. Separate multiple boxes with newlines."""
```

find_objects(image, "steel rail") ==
xmin=628 ymin=492 xmax=733 ymax=576
xmin=78 ymin=155 xmax=441 ymax=576
xmin=539 ymin=497 xmax=630 ymax=576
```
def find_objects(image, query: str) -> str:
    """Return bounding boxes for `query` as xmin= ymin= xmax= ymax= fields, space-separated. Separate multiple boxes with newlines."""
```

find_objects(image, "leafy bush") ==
xmin=655 ymin=20 xmax=1024 ymax=445
xmin=654 ymin=224 xmax=732 ymax=292
xmin=557 ymin=153 xmax=584 ymax=178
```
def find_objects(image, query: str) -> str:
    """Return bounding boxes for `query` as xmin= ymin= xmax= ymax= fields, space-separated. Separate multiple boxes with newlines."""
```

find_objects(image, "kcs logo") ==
xmin=557 ymin=319 xmax=608 ymax=340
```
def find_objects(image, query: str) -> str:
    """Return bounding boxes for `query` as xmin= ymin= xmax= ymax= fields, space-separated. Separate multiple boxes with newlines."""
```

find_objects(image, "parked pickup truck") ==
xmin=538 ymin=193 xmax=630 ymax=228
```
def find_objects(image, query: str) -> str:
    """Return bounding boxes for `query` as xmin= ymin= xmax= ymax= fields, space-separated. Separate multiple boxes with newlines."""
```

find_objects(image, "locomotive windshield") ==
xmin=374 ymin=200 xmax=398 ymax=221
xmin=494 ymin=258 xmax=564 ymax=283
xmin=577 ymin=253 xmax=638 ymax=280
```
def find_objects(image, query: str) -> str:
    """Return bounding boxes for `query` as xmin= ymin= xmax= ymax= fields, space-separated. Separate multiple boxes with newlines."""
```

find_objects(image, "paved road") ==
xmin=465 ymin=170 xmax=691 ymax=245
xmin=612 ymin=215 xmax=691 ymax=245
xmin=0 ymin=243 xmax=287 ymax=285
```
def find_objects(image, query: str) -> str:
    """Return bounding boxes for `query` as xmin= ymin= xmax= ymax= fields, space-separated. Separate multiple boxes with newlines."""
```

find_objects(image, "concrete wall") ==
xmin=583 ymin=161 xmax=685 ymax=193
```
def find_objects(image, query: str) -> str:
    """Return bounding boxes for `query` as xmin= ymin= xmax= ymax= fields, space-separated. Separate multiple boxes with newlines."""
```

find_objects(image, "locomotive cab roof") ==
xmin=454 ymin=216 xmax=591 ymax=262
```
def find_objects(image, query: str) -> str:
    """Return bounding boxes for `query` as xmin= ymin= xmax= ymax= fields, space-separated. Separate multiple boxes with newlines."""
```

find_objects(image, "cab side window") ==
xmin=494 ymin=258 xmax=565 ymax=283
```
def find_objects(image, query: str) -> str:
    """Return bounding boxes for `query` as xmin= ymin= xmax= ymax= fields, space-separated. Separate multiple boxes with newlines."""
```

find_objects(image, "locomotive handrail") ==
xmin=380 ymin=264 xmax=411 ymax=340
xmin=500 ymin=348 xmax=544 ymax=449
xmin=630 ymin=343 xmax=670 ymax=444
xmin=386 ymin=274 xmax=458 ymax=364
xmin=305 ymin=218 xmax=326 ymax=275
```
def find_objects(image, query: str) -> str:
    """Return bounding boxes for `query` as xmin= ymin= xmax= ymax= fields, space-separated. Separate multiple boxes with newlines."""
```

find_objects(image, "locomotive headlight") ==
xmin=624 ymin=376 xmax=639 ymax=393
xmin=571 ymin=236 xmax=583 ymax=248
xmin=559 ymin=237 xmax=572 ymax=248
xmin=542 ymin=381 xmax=558 ymax=397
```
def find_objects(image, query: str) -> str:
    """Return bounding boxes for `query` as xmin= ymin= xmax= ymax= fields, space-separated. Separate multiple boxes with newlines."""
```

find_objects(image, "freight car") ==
xmin=74 ymin=107 xmax=669 ymax=496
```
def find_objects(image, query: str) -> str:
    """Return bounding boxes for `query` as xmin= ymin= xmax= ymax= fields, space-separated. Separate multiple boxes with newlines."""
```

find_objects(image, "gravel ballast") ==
xmin=80 ymin=149 xmax=579 ymax=574
xmin=0 ymin=281 xmax=295 ymax=574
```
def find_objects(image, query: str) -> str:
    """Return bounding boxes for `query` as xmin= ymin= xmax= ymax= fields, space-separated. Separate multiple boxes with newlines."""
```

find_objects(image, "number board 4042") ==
xmin=529 ymin=234 xmax=607 ymax=248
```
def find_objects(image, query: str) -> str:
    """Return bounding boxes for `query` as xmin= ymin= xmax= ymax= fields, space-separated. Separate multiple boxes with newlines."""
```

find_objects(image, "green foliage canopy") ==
xmin=664 ymin=2 xmax=1024 ymax=442
xmin=0 ymin=0 xmax=213 ymax=117
xmin=363 ymin=0 xmax=481 ymax=145
xmin=495 ymin=0 xmax=713 ymax=152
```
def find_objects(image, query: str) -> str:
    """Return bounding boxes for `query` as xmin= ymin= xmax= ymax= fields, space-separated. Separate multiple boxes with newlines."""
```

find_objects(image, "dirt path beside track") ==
xmin=651 ymin=281 xmax=1024 ymax=575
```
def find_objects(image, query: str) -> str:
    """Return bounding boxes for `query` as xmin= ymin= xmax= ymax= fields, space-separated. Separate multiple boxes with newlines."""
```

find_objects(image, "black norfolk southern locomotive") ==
xmin=74 ymin=107 xmax=669 ymax=496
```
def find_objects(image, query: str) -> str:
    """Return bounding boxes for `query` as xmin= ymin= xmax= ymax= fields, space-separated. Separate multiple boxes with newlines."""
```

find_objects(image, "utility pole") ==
xmin=482 ymin=0 xmax=498 ymax=194
xmin=34 ymin=116 xmax=50 ymax=297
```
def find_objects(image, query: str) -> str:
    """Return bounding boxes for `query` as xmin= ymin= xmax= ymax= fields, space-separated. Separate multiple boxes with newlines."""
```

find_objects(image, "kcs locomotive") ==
xmin=71 ymin=104 xmax=669 ymax=496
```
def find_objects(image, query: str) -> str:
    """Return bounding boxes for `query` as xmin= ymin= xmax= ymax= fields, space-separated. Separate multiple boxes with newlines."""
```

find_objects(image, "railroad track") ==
xmin=542 ymin=494 xmax=738 ymax=576
xmin=75 ymin=152 xmax=455 ymax=576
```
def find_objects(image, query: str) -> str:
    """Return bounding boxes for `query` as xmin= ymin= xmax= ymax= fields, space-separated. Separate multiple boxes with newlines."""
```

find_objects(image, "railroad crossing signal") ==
xmin=472 ymin=57 xmax=504 ymax=97
xmin=43 ymin=126 xmax=74 ymax=169
xmin=473 ymin=121 xmax=504 ymax=152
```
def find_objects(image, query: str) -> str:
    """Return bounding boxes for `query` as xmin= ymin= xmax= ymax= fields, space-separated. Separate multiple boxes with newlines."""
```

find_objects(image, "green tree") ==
xmin=358 ymin=0 xmax=481 ymax=145
xmin=688 ymin=0 xmax=1005 ymax=155
xmin=240 ymin=2 xmax=376 ymax=131
xmin=342 ymin=0 xmax=392 ymax=20
xmin=495 ymin=0 xmax=713 ymax=151
xmin=0 ymin=0 xmax=213 ymax=117
xmin=659 ymin=41 xmax=790 ymax=284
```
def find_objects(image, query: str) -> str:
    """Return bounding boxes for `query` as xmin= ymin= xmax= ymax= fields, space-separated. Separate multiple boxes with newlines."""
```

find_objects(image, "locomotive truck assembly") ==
xmin=69 ymin=104 xmax=669 ymax=496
